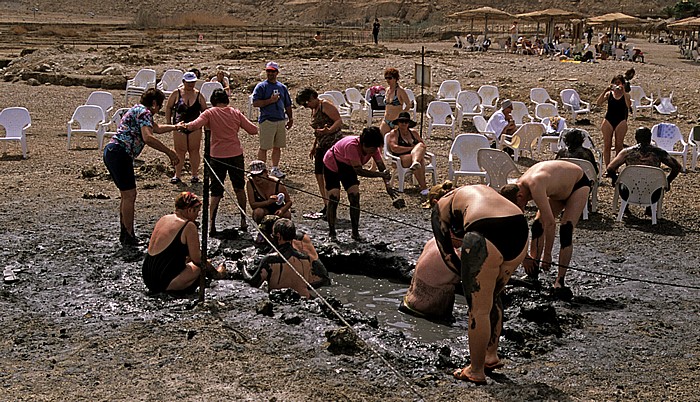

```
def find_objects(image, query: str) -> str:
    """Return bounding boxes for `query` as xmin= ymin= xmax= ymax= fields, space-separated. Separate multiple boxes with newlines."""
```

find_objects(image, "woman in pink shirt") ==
xmin=181 ymin=89 xmax=258 ymax=236
xmin=322 ymin=126 xmax=396 ymax=241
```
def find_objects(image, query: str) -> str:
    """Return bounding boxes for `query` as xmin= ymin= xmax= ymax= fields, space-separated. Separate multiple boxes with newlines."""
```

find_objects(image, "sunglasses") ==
xmin=385 ymin=76 xmax=395 ymax=80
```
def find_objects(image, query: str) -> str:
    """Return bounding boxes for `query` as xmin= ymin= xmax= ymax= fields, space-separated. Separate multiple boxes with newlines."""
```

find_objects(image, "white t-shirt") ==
xmin=486 ymin=110 xmax=509 ymax=140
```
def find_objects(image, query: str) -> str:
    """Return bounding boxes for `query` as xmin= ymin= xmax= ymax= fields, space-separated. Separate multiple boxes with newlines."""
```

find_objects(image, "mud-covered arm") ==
xmin=431 ymin=204 xmax=460 ymax=275
xmin=248 ymin=254 xmax=283 ymax=287
xmin=660 ymin=150 xmax=682 ymax=188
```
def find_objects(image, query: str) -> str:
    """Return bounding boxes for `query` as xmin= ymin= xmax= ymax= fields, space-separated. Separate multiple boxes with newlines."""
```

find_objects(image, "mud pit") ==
xmin=1 ymin=36 xmax=700 ymax=400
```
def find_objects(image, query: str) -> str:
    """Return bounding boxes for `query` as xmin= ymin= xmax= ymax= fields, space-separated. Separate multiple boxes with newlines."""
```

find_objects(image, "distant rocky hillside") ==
xmin=10 ymin=0 xmax=677 ymax=27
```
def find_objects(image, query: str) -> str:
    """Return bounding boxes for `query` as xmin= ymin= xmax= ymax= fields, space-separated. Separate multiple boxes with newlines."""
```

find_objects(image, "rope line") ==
xmin=206 ymin=159 xmax=700 ymax=290
xmin=203 ymin=158 xmax=426 ymax=401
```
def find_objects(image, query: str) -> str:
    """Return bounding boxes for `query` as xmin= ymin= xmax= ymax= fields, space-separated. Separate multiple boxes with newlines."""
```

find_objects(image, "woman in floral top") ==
xmin=103 ymin=88 xmax=180 ymax=247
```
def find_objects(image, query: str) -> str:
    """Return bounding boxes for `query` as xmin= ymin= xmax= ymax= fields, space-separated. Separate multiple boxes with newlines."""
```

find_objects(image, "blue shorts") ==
xmin=103 ymin=143 xmax=136 ymax=191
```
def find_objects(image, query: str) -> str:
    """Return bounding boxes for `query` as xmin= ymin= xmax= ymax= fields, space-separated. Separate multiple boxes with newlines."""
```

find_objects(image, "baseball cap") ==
xmin=183 ymin=72 xmax=198 ymax=82
xmin=265 ymin=61 xmax=279 ymax=72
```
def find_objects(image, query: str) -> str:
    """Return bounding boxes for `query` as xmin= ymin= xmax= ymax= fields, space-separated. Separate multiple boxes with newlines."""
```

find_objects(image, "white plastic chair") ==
xmin=556 ymin=128 xmax=604 ymax=180
xmin=437 ymin=80 xmax=461 ymax=105
xmin=455 ymin=90 xmax=483 ymax=127
xmin=535 ymin=103 xmax=559 ymax=121
xmin=383 ymin=133 xmax=436 ymax=192
xmin=651 ymin=123 xmax=688 ymax=169
xmin=426 ymin=101 xmax=458 ymax=140
xmin=157 ymin=69 xmax=184 ymax=98
xmin=477 ymin=148 xmax=519 ymax=190
xmin=688 ymin=126 xmax=700 ymax=170
xmin=404 ymin=88 xmax=418 ymax=120
xmin=560 ymin=89 xmax=591 ymax=121
xmin=247 ymin=94 xmax=259 ymax=121
xmin=511 ymin=101 xmax=534 ymax=126
xmin=560 ymin=158 xmax=599 ymax=219
xmin=448 ymin=134 xmax=490 ymax=184
xmin=344 ymin=88 xmax=368 ymax=114
xmin=537 ymin=117 xmax=567 ymax=154
xmin=86 ymin=91 xmax=114 ymax=118
xmin=125 ymin=68 xmax=156 ymax=105
xmin=318 ymin=94 xmax=352 ymax=126
xmin=101 ymin=108 xmax=130 ymax=150
xmin=365 ymin=88 xmax=386 ymax=127
xmin=477 ymin=85 xmax=500 ymax=112
xmin=66 ymin=105 xmax=105 ymax=150
xmin=0 ymin=107 xmax=30 ymax=158
xmin=654 ymin=92 xmax=677 ymax=115
xmin=472 ymin=115 xmax=497 ymax=144
xmin=199 ymin=81 xmax=223 ymax=107
xmin=612 ymin=165 xmax=667 ymax=224
xmin=614 ymin=48 xmax=625 ymax=60
xmin=324 ymin=90 xmax=350 ymax=110
xmin=501 ymin=122 xmax=545 ymax=162
xmin=629 ymin=85 xmax=654 ymax=118
xmin=530 ymin=88 xmax=558 ymax=109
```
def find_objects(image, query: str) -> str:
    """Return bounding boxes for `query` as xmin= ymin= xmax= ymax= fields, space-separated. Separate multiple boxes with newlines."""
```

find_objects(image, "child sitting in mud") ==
xmin=245 ymin=217 xmax=330 ymax=297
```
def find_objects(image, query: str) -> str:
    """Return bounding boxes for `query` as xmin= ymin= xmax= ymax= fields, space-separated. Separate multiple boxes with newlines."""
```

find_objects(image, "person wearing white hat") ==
xmin=252 ymin=61 xmax=293 ymax=179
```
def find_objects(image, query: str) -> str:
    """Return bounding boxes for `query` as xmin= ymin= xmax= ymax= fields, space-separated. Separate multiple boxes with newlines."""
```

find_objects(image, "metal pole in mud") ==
xmin=199 ymin=128 xmax=211 ymax=302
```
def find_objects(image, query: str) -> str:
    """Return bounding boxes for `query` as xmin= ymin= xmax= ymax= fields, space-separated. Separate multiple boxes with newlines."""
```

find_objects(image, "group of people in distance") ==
xmin=102 ymin=60 xmax=685 ymax=385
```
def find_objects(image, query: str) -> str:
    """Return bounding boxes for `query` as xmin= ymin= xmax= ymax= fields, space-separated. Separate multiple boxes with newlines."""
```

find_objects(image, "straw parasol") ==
xmin=516 ymin=8 xmax=584 ymax=42
xmin=587 ymin=12 xmax=642 ymax=46
xmin=448 ymin=6 xmax=514 ymax=38
xmin=668 ymin=17 xmax=700 ymax=59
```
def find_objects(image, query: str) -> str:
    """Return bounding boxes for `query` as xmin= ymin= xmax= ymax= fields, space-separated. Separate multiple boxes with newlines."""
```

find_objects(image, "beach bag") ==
xmin=369 ymin=85 xmax=386 ymax=110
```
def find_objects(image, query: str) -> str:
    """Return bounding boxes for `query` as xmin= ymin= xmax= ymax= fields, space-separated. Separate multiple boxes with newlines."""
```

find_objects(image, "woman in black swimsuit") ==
xmin=164 ymin=72 xmax=207 ymax=184
xmin=142 ymin=192 xmax=226 ymax=294
xmin=245 ymin=160 xmax=292 ymax=224
xmin=387 ymin=112 xmax=429 ymax=195
xmin=596 ymin=75 xmax=631 ymax=167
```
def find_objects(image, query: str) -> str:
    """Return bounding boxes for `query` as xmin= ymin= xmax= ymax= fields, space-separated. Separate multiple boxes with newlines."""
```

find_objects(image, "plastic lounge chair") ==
xmin=472 ymin=115 xmax=497 ymax=144
xmin=0 ymin=107 xmax=31 ymax=158
xmin=324 ymin=90 xmax=350 ymax=110
xmin=383 ymin=133 xmax=436 ymax=192
xmin=344 ymin=88 xmax=368 ymax=114
xmin=651 ymin=123 xmax=688 ymax=170
xmin=365 ymin=88 xmax=386 ymax=127
xmin=535 ymin=103 xmax=559 ymax=122
xmin=426 ymin=101 xmax=459 ymax=140
xmin=125 ymin=68 xmax=156 ymax=105
xmin=629 ymin=85 xmax=654 ymax=118
xmin=511 ymin=101 xmax=534 ymax=127
xmin=560 ymin=89 xmax=591 ymax=121
xmin=437 ymin=80 xmax=461 ymax=106
xmin=66 ymin=105 xmax=105 ymax=150
xmin=654 ymin=92 xmax=677 ymax=115
xmin=501 ymin=122 xmax=545 ymax=162
xmin=530 ymin=88 xmax=558 ymax=109
xmin=86 ymin=91 xmax=114 ymax=119
xmin=448 ymin=134 xmax=490 ymax=184
xmin=612 ymin=165 xmax=667 ymax=225
xmin=477 ymin=85 xmax=500 ymax=112
xmin=404 ymin=88 xmax=418 ymax=120
xmin=537 ymin=116 xmax=567 ymax=154
xmin=560 ymin=158 xmax=599 ymax=219
xmin=477 ymin=148 xmax=519 ymax=191
xmin=687 ymin=126 xmax=700 ymax=170
xmin=199 ymin=82 xmax=223 ymax=108
xmin=318 ymin=94 xmax=351 ymax=126
xmin=247 ymin=94 xmax=259 ymax=121
xmin=455 ymin=90 xmax=483 ymax=128
xmin=157 ymin=69 xmax=184 ymax=98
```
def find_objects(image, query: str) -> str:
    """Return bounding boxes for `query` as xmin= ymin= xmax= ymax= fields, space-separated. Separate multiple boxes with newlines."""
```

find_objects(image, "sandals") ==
xmin=453 ymin=368 xmax=487 ymax=385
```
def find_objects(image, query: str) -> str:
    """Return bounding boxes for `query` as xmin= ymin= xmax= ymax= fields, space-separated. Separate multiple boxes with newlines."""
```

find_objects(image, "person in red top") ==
xmin=181 ymin=89 xmax=258 ymax=236
xmin=322 ymin=126 xmax=396 ymax=241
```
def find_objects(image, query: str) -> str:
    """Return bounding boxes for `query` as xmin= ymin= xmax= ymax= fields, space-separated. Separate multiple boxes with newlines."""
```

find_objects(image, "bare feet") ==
xmin=453 ymin=366 xmax=486 ymax=385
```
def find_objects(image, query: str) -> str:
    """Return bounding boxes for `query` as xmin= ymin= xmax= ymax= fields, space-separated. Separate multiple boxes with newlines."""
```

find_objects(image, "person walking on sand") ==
xmin=403 ymin=183 xmax=528 ymax=384
xmin=103 ymin=88 xmax=180 ymax=247
xmin=500 ymin=160 xmax=590 ymax=300
xmin=252 ymin=61 xmax=293 ymax=179
xmin=372 ymin=18 xmax=380 ymax=44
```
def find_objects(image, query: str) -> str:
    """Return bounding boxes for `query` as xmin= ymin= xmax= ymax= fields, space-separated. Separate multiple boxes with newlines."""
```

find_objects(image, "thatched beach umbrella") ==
xmin=668 ymin=17 xmax=700 ymax=58
xmin=448 ymin=6 xmax=514 ymax=39
xmin=588 ymin=12 xmax=641 ymax=46
xmin=516 ymin=8 xmax=584 ymax=43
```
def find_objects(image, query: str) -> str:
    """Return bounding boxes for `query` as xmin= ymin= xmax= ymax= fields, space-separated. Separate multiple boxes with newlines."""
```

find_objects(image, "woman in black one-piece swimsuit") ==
xmin=596 ymin=74 xmax=631 ymax=167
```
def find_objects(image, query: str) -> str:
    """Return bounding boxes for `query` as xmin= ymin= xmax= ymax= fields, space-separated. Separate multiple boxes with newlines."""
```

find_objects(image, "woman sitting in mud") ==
xmin=245 ymin=160 xmax=292 ymax=224
xmin=245 ymin=218 xmax=330 ymax=297
xmin=401 ymin=182 xmax=528 ymax=385
xmin=142 ymin=192 xmax=226 ymax=294
xmin=387 ymin=112 xmax=429 ymax=196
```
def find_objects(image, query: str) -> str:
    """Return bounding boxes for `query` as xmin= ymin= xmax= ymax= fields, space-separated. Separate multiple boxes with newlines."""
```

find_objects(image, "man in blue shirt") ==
xmin=252 ymin=61 xmax=293 ymax=178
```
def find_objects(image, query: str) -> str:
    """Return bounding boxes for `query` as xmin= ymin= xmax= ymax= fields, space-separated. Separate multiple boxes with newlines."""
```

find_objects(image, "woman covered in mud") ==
xmin=295 ymin=88 xmax=344 ymax=219
xmin=379 ymin=67 xmax=411 ymax=135
xmin=402 ymin=183 xmax=528 ymax=384
xmin=387 ymin=111 xmax=429 ymax=196
xmin=103 ymin=88 xmax=180 ymax=247
xmin=142 ymin=192 xmax=226 ymax=294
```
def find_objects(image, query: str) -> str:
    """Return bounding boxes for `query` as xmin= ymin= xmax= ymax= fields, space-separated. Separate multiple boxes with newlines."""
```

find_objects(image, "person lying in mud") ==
xmin=322 ymin=126 xmax=398 ymax=241
xmin=245 ymin=218 xmax=330 ymax=297
xmin=500 ymin=160 xmax=590 ymax=299
xmin=142 ymin=192 xmax=226 ymax=294
xmin=404 ymin=183 xmax=528 ymax=385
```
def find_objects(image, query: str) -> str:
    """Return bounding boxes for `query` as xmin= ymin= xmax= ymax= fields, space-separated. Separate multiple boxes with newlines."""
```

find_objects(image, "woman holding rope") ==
xmin=179 ymin=88 xmax=258 ymax=236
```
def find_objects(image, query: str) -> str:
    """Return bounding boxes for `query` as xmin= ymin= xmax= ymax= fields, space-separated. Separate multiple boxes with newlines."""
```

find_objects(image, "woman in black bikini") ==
xmin=164 ymin=71 xmax=207 ymax=184
xmin=245 ymin=160 xmax=292 ymax=224
xmin=596 ymin=75 xmax=631 ymax=167
xmin=387 ymin=112 xmax=429 ymax=195
xmin=379 ymin=67 xmax=410 ymax=135
xmin=142 ymin=192 xmax=226 ymax=294
xmin=296 ymin=88 xmax=344 ymax=219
